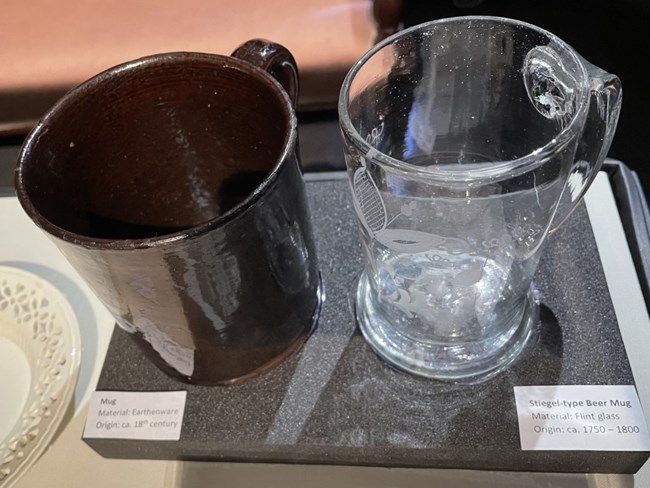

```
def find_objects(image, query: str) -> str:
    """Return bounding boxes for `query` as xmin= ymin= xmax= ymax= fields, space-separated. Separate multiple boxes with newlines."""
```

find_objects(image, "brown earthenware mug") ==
xmin=15 ymin=40 xmax=321 ymax=385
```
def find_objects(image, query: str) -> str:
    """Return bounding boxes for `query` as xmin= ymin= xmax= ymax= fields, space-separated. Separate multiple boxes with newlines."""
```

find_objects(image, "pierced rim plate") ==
xmin=0 ymin=266 xmax=80 ymax=487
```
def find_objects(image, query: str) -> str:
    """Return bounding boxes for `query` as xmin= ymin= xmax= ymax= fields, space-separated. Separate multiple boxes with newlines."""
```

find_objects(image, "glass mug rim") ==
xmin=338 ymin=15 xmax=591 ymax=181
xmin=15 ymin=51 xmax=298 ymax=251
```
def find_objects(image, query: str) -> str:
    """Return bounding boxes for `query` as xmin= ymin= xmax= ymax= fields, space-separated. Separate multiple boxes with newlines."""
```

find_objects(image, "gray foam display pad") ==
xmin=84 ymin=175 xmax=649 ymax=473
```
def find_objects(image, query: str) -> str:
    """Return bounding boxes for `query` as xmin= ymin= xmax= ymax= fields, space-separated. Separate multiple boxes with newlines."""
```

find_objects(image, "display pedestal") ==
xmin=83 ymin=174 xmax=649 ymax=473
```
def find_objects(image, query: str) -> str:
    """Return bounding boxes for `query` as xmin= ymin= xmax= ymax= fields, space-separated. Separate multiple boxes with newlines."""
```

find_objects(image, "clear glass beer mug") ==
xmin=339 ymin=17 xmax=621 ymax=380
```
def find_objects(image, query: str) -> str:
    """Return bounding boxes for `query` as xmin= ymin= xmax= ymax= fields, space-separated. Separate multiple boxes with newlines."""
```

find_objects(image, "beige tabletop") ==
xmin=11 ymin=405 xmax=632 ymax=488
xmin=4 ymin=172 xmax=649 ymax=488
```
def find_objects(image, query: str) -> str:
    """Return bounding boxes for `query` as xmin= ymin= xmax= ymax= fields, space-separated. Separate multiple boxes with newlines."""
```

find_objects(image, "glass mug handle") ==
xmin=550 ymin=61 xmax=623 ymax=233
xmin=232 ymin=39 xmax=299 ymax=107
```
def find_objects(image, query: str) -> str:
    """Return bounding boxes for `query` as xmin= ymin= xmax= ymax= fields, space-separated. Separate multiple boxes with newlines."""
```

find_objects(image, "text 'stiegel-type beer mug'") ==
xmin=339 ymin=17 xmax=621 ymax=380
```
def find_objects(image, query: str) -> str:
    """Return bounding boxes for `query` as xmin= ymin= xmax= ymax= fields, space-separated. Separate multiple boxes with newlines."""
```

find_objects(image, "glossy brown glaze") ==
xmin=232 ymin=39 xmax=299 ymax=106
xmin=16 ymin=41 xmax=320 ymax=385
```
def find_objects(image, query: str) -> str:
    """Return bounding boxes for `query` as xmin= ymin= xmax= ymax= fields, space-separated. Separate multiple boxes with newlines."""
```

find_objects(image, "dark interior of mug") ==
xmin=18 ymin=54 xmax=291 ymax=240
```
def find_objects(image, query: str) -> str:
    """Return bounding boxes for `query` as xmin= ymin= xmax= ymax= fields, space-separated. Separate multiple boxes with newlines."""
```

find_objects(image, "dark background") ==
xmin=401 ymin=0 xmax=650 ymax=191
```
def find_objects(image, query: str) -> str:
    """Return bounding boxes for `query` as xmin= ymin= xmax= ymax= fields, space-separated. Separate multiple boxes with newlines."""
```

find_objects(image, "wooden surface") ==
xmin=0 ymin=0 xmax=375 ymax=132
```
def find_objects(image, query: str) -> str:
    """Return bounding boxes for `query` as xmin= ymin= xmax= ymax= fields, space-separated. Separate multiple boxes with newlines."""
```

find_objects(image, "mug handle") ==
xmin=549 ymin=61 xmax=622 ymax=233
xmin=232 ymin=39 xmax=299 ymax=108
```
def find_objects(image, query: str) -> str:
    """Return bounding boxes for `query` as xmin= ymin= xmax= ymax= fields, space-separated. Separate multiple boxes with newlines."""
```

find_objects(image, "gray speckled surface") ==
xmin=84 ymin=175 xmax=648 ymax=473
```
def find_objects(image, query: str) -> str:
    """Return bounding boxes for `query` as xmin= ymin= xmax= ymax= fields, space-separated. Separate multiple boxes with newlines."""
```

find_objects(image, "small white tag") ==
xmin=83 ymin=391 xmax=186 ymax=441
xmin=514 ymin=385 xmax=650 ymax=451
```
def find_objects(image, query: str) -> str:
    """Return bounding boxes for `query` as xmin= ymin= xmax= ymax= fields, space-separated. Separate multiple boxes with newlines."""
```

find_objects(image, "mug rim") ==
xmin=15 ymin=51 xmax=298 ymax=250
xmin=338 ymin=15 xmax=591 ymax=181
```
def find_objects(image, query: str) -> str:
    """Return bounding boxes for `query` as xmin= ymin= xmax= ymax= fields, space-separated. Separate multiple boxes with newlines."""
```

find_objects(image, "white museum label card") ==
xmin=83 ymin=391 xmax=186 ymax=440
xmin=514 ymin=385 xmax=650 ymax=451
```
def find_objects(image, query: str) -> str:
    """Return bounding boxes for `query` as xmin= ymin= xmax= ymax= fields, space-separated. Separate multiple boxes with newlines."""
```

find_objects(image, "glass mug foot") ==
xmin=355 ymin=272 xmax=538 ymax=381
